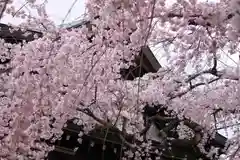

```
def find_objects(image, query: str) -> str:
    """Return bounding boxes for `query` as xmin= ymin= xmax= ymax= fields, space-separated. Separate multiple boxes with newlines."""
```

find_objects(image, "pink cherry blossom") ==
xmin=0 ymin=0 xmax=240 ymax=159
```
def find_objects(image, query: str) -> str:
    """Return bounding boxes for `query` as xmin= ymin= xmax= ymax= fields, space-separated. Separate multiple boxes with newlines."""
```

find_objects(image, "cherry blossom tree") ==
xmin=0 ymin=0 xmax=240 ymax=159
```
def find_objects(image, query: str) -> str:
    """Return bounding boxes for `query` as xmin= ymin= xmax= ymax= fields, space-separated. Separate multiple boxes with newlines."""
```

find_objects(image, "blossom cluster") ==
xmin=0 ymin=0 xmax=240 ymax=159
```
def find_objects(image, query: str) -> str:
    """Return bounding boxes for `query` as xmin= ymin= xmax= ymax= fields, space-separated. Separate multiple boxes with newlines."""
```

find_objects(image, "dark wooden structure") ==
xmin=0 ymin=23 xmax=42 ymax=44
xmin=0 ymin=23 xmax=228 ymax=160
xmin=120 ymin=46 xmax=161 ymax=80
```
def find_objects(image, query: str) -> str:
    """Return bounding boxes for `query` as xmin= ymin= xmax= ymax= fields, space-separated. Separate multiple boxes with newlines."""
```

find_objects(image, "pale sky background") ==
xmin=0 ymin=0 xmax=237 ymax=139
xmin=1 ymin=0 xmax=86 ymax=25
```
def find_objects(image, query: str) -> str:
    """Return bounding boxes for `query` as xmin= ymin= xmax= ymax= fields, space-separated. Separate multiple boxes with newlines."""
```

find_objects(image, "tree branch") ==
xmin=122 ymin=117 xmax=127 ymax=134
xmin=149 ymin=115 xmax=177 ymax=122
xmin=158 ymin=119 xmax=179 ymax=139
xmin=0 ymin=0 xmax=9 ymax=20
xmin=171 ymin=77 xmax=220 ymax=99
xmin=77 ymin=107 xmax=107 ymax=125
xmin=119 ymin=134 xmax=136 ymax=150
xmin=185 ymin=69 xmax=215 ymax=83
xmin=140 ymin=114 xmax=177 ymax=137
xmin=144 ymin=12 xmax=234 ymax=27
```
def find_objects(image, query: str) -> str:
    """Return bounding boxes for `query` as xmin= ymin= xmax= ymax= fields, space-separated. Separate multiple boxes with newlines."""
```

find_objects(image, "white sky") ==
xmin=1 ymin=0 xmax=86 ymax=25
xmin=46 ymin=0 xmax=86 ymax=24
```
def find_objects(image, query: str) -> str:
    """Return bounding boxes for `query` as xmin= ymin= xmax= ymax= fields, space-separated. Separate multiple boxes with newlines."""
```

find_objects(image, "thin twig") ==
xmin=186 ymin=69 xmax=215 ymax=83
xmin=12 ymin=1 xmax=28 ymax=17
xmin=0 ymin=0 xmax=9 ymax=20
xmin=77 ymin=107 xmax=107 ymax=125
xmin=61 ymin=0 xmax=78 ymax=25
xmin=171 ymin=77 xmax=220 ymax=99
